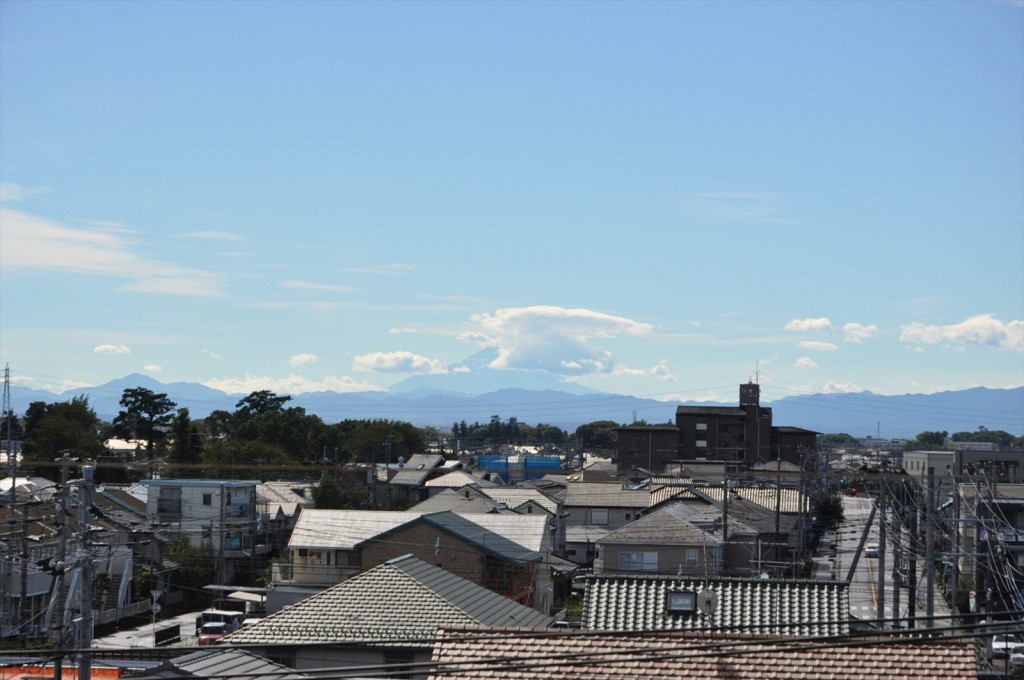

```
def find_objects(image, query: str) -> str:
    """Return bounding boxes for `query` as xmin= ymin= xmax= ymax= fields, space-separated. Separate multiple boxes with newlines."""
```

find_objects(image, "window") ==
xmin=666 ymin=590 xmax=696 ymax=613
xmin=591 ymin=509 xmax=609 ymax=525
xmin=618 ymin=551 xmax=658 ymax=571
xmin=157 ymin=487 xmax=181 ymax=515
xmin=696 ymin=440 xmax=707 ymax=448
xmin=685 ymin=548 xmax=699 ymax=568
xmin=696 ymin=423 xmax=707 ymax=431
xmin=202 ymin=493 xmax=212 ymax=506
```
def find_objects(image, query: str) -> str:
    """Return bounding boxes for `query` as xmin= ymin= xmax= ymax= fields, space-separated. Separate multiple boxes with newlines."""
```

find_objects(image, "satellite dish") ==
xmin=696 ymin=589 xmax=718 ymax=615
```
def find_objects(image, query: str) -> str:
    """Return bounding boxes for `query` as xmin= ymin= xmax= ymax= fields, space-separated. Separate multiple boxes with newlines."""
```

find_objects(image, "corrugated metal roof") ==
xmin=365 ymin=512 xmax=541 ymax=565
xmin=289 ymin=510 xmax=418 ymax=549
xmin=391 ymin=454 xmax=446 ymax=486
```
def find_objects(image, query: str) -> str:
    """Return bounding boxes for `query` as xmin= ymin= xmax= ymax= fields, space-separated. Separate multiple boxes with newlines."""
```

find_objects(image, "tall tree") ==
xmin=234 ymin=391 xmax=291 ymax=419
xmin=20 ymin=396 xmax=104 ymax=474
xmin=0 ymin=409 xmax=24 ymax=442
xmin=112 ymin=387 xmax=177 ymax=463
xmin=169 ymin=408 xmax=203 ymax=476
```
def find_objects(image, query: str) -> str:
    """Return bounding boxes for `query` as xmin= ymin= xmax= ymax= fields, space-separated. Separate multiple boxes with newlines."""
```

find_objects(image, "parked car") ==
xmin=1009 ymin=644 xmax=1024 ymax=666
xmin=198 ymin=621 xmax=229 ymax=646
xmin=864 ymin=543 xmax=879 ymax=558
xmin=992 ymin=634 xmax=1020 ymax=658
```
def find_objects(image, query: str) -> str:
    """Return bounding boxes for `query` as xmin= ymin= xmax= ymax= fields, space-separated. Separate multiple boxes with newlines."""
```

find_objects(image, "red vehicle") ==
xmin=197 ymin=621 xmax=229 ymax=646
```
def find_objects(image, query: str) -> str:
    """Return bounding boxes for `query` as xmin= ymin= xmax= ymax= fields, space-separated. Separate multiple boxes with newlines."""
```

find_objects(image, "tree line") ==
xmin=0 ymin=387 xmax=626 ymax=484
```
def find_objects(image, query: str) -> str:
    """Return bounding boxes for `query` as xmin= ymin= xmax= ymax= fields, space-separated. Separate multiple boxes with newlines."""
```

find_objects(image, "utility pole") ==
xmin=877 ymin=491 xmax=887 ymax=629
xmin=892 ymin=508 xmax=902 ymax=630
xmin=77 ymin=466 xmax=95 ymax=680
xmin=925 ymin=467 xmax=935 ymax=628
xmin=4 ymin=364 xmax=16 ymax=637
xmin=52 ymin=452 xmax=72 ymax=680
xmin=907 ymin=484 xmax=918 ymax=628
xmin=952 ymin=484 xmax=961 ymax=629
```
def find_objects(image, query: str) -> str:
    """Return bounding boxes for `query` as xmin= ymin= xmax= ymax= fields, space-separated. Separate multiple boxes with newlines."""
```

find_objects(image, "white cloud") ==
xmin=794 ymin=357 xmax=818 ymax=368
xmin=282 ymin=280 xmax=356 ymax=293
xmin=785 ymin=318 xmax=833 ymax=333
xmin=0 ymin=181 xmax=47 ymax=203
xmin=202 ymin=349 xmax=222 ymax=359
xmin=289 ymin=353 xmax=320 ymax=367
xmin=843 ymin=322 xmax=880 ymax=343
xmin=649 ymin=361 xmax=675 ymax=381
xmin=389 ymin=327 xmax=419 ymax=334
xmin=352 ymin=351 xmax=448 ymax=374
xmin=822 ymin=380 xmax=861 ymax=393
xmin=797 ymin=341 xmax=838 ymax=352
xmin=341 ymin=263 xmax=414 ymax=275
xmin=900 ymin=314 xmax=1024 ymax=352
xmin=204 ymin=373 xmax=382 ymax=395
xmin=677 ymin=191 xmax=792 ymax=224
xmin=94 ymin=344 xmax=131 ymax=355
xmin=0 ymin=207 xmax=226 ymax=297
xmin=462 ymin=305 xmax=653 ymax=376
xmin=144 ymin=364 xmax=163 ymax=372
xmin=183 ymin=231 xmax=244 ymax=241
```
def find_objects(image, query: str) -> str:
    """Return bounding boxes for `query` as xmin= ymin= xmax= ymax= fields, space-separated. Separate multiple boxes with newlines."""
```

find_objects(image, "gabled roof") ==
xmin=150 ymin=648 xmax=310 ymax=679
xmin=583 ymin=574 xmax=849 ymax=636
xmin=481 ymin=488 xmax=560 ymax=516
xmin=424 ymin=470 xmax=497 ymax=488
xmin=409 ymin=488 xmax=499 ymax=514
xmin=597 ymin=505 xmax=724 ymax=546
xmin=461 ymin=513 xmax=550 ymax=553
xmin=364 ymin=511 xmax=542 ymax=566
xmin=289 ymin=510 xmax=417 ymax=549
xmin=428 ymin=628 xmax=976 ymax=679
xmin=391 ymin=454 xmax=446 ymax=486
xmin=563 ymin=482 xmax=652 ymax=509
xmin=225 ymin=554 xmax=552 ymax=646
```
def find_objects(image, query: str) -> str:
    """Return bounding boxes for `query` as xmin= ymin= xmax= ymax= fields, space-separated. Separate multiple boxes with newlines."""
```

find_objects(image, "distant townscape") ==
xmin=0 ymin=378 xmax=1021 ymax=678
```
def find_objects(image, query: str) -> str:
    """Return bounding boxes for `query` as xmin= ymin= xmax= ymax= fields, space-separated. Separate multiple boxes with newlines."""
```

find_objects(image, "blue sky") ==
xmin=1 ymin=0 xmax=1022 ymax=405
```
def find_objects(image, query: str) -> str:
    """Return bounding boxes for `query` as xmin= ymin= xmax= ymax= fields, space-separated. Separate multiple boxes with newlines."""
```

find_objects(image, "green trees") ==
xmin=574 ymin=420 xmax=620 ymax=450
xmin=169 ymin=408 xmax=203 ymax=476
xmin=20 ymin=396 xmax=104 ymax=475
xmin=908 ymin=430 xmax=950 ymax=450
xmin=950 ymin=426 xmax=1019 ymax=449
xmin=111 ymin=387 xmax=177 ymax=462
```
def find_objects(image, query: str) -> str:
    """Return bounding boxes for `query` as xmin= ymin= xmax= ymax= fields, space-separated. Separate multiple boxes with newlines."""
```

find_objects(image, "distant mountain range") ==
xmin=8 ymin=372 xmax=1023 ymax=438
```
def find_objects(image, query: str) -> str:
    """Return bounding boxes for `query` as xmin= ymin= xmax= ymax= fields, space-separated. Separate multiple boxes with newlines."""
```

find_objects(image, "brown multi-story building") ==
xmin=617 ymin=384 xmax=818 ymax=475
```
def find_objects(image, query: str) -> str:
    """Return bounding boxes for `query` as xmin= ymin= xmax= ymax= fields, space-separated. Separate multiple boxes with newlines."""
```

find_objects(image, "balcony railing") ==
xmin=272 ymin=562 xmax=358 ymax=587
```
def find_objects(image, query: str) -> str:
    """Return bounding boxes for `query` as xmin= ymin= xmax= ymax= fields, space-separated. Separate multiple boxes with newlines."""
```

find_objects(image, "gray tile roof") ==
xmin=597 ymin=505 xmax=724 ymax=545
xmin=408 ymin=489 xmax=499 ymax=514
xmin=582 ymin=574 xmax=849 ymax=636
xmin=225 ymin=554 xmax=552 ymax=646
xmin=563 ymin=482 xmax=652 ymax=509
xmin=164 ymin=648 xmax=311 ymax=679
xmin=481 ymin=488 xmax=560 ymax=516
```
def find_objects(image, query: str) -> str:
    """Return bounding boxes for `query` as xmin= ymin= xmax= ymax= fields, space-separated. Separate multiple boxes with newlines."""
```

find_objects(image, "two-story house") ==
xmin=140 ymin=479 xmax=266 ymax=583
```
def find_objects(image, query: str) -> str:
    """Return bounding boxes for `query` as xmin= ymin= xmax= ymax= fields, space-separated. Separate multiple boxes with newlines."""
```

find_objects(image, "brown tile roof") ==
xmin=428 ymin=629 xmax=976 ymax=679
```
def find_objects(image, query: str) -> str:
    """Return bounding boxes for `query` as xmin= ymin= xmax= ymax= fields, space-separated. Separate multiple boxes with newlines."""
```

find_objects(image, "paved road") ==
xmin=92 ymin=610 xmax=201 ymax=649
xmin=838 ymin=495 xmax=951 ymax=630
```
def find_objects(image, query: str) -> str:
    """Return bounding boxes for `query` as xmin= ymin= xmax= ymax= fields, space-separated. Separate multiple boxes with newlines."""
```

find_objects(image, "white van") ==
xmin=195 ymin=609 xmax=243 ymax=635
